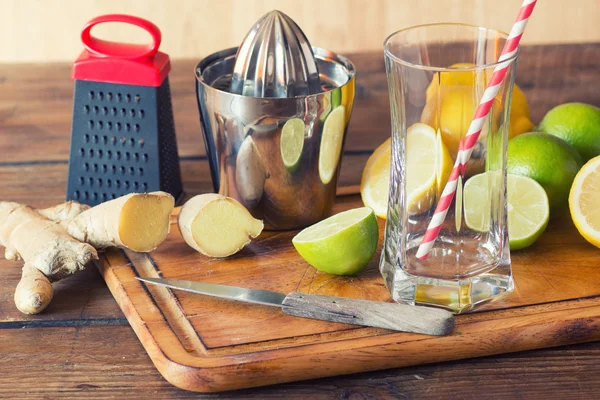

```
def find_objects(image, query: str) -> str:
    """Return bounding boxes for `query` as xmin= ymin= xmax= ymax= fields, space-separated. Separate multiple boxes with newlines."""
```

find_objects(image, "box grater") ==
xmin=67 ymin=14 xmax=182 ymax=206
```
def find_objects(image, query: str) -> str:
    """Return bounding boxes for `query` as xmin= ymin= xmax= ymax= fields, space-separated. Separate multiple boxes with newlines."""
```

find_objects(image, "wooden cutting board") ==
xmin=99 ymin=194 xmax=600 ymax=393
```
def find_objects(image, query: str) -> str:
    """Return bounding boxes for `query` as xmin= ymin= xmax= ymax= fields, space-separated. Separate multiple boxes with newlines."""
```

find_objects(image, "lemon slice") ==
xmin=292 ymin=207 xmax=379 ymax=275
xmin=360 ymin=138 xmax=391 ymax=218
xmin=280 ymin=118 xmax=305 ymax=171
xmin=464 ymin=172 xmax=549 ymax=250
xmin=406 ymin=123 xmax=452 ymax=215
xmin=569 ymin=155 xmax=600 ymax=248
xmin=319 ymin=106 xmax=346 ymax=184
xmin=360 ymin=123 xmax=452 ymax=218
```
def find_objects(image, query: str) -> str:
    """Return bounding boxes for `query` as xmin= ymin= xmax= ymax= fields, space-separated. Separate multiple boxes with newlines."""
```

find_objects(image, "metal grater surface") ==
xmin=67 ymin=79 xmax=182 ymax=206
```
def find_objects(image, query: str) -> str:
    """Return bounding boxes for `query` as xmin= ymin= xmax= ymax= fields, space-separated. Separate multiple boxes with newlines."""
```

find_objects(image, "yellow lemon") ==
xmin=360 ymin=137 xmax=391 ymax=218
xmin=569 ymin=155 xmax=600 ymax=248
xmin=360 ymin=123 xmax=453 ymax=218
xmin=422 ymin=86 xmax=483 ymax=159
xmin=423 ymin=62 xmax=531 ymax=154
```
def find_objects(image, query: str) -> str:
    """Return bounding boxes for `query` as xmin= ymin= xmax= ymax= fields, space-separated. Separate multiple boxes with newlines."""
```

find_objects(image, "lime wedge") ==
xmin=319 ymin=87 xmax=342 ymax=123
xmin=292 ymin=207 xmax=378 ymax=275
xmin=280 ymin=118 xmax=305 ymax=171
xmin=319 ymin=106 xmax=346 ymax=184
xmin=463 ymin=172 xmax=549 ymax=250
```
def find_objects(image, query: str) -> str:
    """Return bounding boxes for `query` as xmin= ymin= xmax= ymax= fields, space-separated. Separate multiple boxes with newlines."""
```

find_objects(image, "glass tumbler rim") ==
xmin=383 ymin=22 xmax=520 ymax=72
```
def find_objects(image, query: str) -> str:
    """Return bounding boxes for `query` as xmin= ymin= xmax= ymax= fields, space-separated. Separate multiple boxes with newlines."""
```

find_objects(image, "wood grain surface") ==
xmin=100 ymin=196 xmax=600 ymax=392
xmin=1 ymin=43 xmax=600 ymax=398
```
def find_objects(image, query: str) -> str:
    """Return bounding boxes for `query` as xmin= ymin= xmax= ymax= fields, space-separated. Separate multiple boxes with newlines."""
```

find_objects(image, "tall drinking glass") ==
xmin=381 ymin=23 xmax=517 ymax=313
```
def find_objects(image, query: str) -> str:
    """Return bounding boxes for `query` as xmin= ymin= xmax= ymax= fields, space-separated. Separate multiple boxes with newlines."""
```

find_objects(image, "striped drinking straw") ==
xmin=415 ymin=0 xmax=538 ymax=260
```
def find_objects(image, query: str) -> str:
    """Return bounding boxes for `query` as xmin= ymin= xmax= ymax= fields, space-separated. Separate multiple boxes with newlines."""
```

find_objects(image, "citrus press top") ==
xmin=195 ymin=10 xmax=356 ymax=229
xmin=229 ymin=10 xmax=321 ymax=98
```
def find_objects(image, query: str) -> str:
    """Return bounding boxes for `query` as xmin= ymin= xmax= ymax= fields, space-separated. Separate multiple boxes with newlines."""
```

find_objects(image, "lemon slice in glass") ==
xmin=319 ymin=105 xmax=346 ymax=184
xmin=405 ymin=123 xmax=453 ymax=215
xmin=360 ymin=123 xmax=452 ymax=218
xmin=292 ymin=207 xmax=378 ymax=275
xmin=280 ymin=118 xmax=305 ymax=172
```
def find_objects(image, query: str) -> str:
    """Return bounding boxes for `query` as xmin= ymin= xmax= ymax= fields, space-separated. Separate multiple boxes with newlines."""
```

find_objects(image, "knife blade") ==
xmin=136 ymin=277 xmax=454 ymax=336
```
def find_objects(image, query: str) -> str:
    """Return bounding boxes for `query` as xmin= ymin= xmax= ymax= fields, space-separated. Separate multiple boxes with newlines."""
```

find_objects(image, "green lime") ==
xmin=318 ymin=106 xmax=346 ymax=184
xmin=292 ymin=207 xmax=378 ymax=275
xmin=538 ymin=102 xmax=600 ymax=162
xmin=280 ymin=118 xmax=305 ymax=171
xmin=507 ymin=132 xmax=582 ymax=216
xmin=463 ymin=172 xmax=549 ymax=250
xmin=319 ymin=88 xmax=342 ymax=123
xmin=463 ymin=171 xmax=500 ymax=233
xmin=331 ymin=87 xmax=342 ymax=109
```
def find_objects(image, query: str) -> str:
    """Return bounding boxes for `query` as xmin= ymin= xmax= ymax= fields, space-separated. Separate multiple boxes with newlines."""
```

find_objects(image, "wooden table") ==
xmin=1 ymin=44 xmax=599 ymax=399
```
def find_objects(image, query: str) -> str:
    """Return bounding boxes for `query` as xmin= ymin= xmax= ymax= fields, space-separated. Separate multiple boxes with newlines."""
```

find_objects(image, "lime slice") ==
xmin=319 ymin=106 xmax=346 ymax=184
xmin=280 ymin=118 xmax=305 ymax=171
xmin=292 ymin=207 xmax=378 ymax=275
xmin=319 ymin=88 xmax=342 ymax=123
xmin=463 ymin=172 xmax=549 ymax=250
xmin=319 ymin=93 xmax=331 ymax=122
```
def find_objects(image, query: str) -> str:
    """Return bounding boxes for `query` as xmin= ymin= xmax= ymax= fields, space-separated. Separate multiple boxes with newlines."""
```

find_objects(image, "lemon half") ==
xmin=360 ymin=123 xmax=452 ymax=218
xmin=569 ymin=155 xmax=600 ymax=248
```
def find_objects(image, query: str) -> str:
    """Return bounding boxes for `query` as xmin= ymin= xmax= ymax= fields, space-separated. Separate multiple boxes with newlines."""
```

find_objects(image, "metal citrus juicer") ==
xmin=195 ymin=10 xmax=356 ymax=230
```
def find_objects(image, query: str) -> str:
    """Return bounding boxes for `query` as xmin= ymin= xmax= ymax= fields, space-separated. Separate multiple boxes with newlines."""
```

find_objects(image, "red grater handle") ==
xmin=81 ymin=14 xmax=161 ymax=60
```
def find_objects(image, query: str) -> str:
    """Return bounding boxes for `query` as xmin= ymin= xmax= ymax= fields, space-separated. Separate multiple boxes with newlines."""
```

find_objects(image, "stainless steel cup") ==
xmin=195 ymin=47 xmax=355 ymax=230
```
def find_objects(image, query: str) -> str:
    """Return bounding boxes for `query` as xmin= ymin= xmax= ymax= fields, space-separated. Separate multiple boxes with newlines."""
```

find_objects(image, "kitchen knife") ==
xmin=136 ymin=277 xmax=454 ymax=336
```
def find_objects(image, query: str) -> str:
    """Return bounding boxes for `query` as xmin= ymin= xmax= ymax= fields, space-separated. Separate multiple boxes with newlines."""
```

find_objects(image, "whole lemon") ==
xmin=422 ymin=64 xmax=532 ymax=158
xmin=538 ymin=102 xmax=600 ymax=162
xmin=507 ymin=132 xmax=583 ymax=216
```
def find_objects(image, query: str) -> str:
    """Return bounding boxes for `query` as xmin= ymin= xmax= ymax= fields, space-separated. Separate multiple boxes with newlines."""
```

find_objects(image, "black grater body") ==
xmin=67 ymin=78 xmax=182 ymax=206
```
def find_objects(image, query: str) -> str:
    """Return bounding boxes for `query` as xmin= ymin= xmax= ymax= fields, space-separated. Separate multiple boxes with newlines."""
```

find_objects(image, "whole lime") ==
xmin=507 ymin=132 xmax=583 ymax=216
xmin=538 ymin=102 xmax=600 ymax=162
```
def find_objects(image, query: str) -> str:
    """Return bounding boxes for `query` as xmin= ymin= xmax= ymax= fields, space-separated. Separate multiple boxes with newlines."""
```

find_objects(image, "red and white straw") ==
xmin=416 ymin=0 xmax=537 ymax=260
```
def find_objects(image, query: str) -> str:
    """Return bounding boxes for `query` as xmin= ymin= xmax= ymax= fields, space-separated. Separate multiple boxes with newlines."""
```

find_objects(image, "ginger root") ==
xmin=66 ymin=192 xmax=174 ymax=252
xmin=178 ymin=194 xmax=263 ymax=258
xmin=14 ymin=263 xmax=54 ymax=314
xmin=0 ymin=192 xmax=174 ymax=314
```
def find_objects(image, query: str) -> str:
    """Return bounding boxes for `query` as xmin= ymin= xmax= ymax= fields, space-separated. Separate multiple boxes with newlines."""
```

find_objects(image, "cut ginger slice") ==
xmin=178 ymin=194 xmax=264 ymax=257
xmin=118 ymin=193 xmax=175 ymax=252
xmin=67 ymin=192 xmax=175 ymax=252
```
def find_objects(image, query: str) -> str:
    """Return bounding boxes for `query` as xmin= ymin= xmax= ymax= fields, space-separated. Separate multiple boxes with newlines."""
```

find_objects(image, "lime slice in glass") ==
xmin=292 ymin=207 xmax=378 ymax=275
xmin=318 ymin=106 xmax=346 ymax=184
xmin=280 ymin=118 xmax=305 ymax=171
xmin=464 ymin=172 xmax=549 ymax=250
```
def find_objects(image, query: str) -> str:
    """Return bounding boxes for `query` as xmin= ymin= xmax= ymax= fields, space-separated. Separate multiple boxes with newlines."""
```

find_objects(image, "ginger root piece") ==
xmin=178 ymin=194 xmax=264 ymax=257
xmin=0 ymin=202 xmax=98 ymax=314
xmin=38 ymin=201 xmax=91 ymax=223
xmin=0 ymin=191 xmax=174 ymax=314
xmin=67 ymin=192 xmax=175 ymax=252
xmin=14 ymin=263 xmax=54 ymax=314
xmin=0 ymin=203 xmax=98 ymax=279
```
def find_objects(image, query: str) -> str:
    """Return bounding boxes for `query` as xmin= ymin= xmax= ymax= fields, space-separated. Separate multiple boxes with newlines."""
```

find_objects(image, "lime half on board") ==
xmin=292 ymin=207 xmax=378 ymax=275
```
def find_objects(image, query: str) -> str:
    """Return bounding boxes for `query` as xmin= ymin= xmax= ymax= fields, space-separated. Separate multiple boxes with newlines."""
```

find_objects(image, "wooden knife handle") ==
xmin=281 ymin=292 xmax=454 ymax=336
